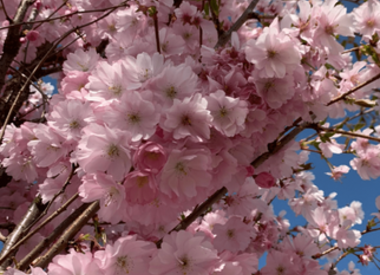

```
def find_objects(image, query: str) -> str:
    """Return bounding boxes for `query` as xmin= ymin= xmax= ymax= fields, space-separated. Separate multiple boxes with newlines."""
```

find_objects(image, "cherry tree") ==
xmin=0 ymin=0 xmax=380 ymax=274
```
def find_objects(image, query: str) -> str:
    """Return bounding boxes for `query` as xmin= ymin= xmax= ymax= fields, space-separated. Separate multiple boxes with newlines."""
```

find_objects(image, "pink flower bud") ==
xmin=133 ymin=142 xmax=167 ymax=174
xmin=26 ymin=30 xmax=39 ymax=42
xmin=33 ymin=0 xmax=42 ymax=10
xmin=255 ymin=172 xmax=276 ymax=188
xmin=19 ymin=37 xmax=26 ymax=43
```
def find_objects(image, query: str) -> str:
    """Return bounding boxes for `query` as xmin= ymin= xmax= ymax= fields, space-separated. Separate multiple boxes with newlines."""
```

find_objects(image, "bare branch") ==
xmin=32 ymin=201 xmax=100 ymax=270
xmin=0 ymin=3 xmax=123 ymax=141
xmin=17 ymin=198 xmax=88 ymax=271
xmin=0 ymin=0 xmax=35 ymax=93
xmin=0 ymin=196 xmax=46 ymax=270
xmin=156 ymin=121 xmax=307 ymax=246
xmin=156 ymin=186 xmax=228 ymax=248
xmin=214 ymin=0 xmax=260 ymax=48
xmin=0 ymin=0 xmax=11 ymax=21
xmin=0 ymin=193 xmax=79 ymax=270
xmin=251 ymin=123 xmax=308 ymax=168
xmin=327 ymin=73 xmax=380 ymax=106
xmin=310 ymin=125 xmax=380 ymax=143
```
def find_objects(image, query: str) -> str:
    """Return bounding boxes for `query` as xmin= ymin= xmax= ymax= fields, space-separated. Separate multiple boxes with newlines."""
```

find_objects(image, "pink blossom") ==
xmin=122 ymin=52 xmax=165 ymax=86
xmin=160 ymin=148 xmax=212 ymax=200
xmin=149 ymin=64 xmax=198 ymax=106
xmin=86 ymin=60 xmax=137 ymax=101
xmin=149 ymin=231 xmax=218 ymax=275
xmin=313 ymin=0 xmax=354 ymax=54
xmin=63 ymin=48 xmax=99 ymax=73
xmin=245 ymin=21 xmax=301 ymax=78
xmin=352 ymin=0 xmax=380 ymax=40
xmin=48 ymin=249 xmax=103 ymax=275
xmin=74 ymin=123 xmax=132 ymax=181
xmin=255 ymin=172 xmax=276 ymax=189
xmin=250 ymin=73 xmax=295 ymax=109
xmin=79 ymin=173 xmax=126 ymax=224
xmin=319 ymin=138 xmax=345 ymax=158
xmin=48 ymin=99 xmax=94 ymax=140
xmin=123 ymin=170 xmax=157 ymax=205
xmin=326 ymin=165 xmax=350 ymax=181
xmin=26 ymin=30 xmax=40 ymax=42
xmin=261 ymin=250 xmax=300 ymax=275
xmin=157 ymin=27 xmax=186 ymax=56
xmin=102 ymin=90 xmax=159 ymax=142
xmin=350 ymin=146 xmax=380 ymax=180
xmin=95 ymin=235 xmax=156 ymax=275
xmin=213 ymin=216 xmax=254 ymax=253
xmin=133 ymin=141 xmax=167 ymax=174
xmin=333 ymin=227 xmax=361 ymax=249
xmin=207 ymin=90 xmax=248 ymax=137
xmin=27 ymin=124 xmax=68 ymax=168
xmin=161 ymin=93 xmax=212 ymax=141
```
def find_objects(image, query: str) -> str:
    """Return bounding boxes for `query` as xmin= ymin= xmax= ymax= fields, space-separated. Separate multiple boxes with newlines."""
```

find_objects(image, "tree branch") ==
xmin=156 ymin=186 xmax=228 ymax=248
xmin=251 ymin=123 xmax=308 ymax=168
xmin=0 ymin=4 xmax=123 ymax=141
xmin=3 ymin=193 xmax=79 ymax=269
xmin=0 ymin=0 xmax=35 ymax=93
xmin=214 ymin=0 xmax=260 ymax=48
xmin=156 ymin=121 xmax=307 ymax=247
xmin=32 ymin=201 xmax=100 ymax=270
xmin=0 ymin=196 xmax=46 ymax=271
xmin=327 ymin=73 xmax=380 ymax=106
xmin=18 ymin=200 xmax=88 ymax=271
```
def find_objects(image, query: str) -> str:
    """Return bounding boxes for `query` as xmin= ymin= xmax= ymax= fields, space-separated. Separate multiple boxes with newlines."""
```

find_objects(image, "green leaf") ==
xmin=204 ymin=2 xmax=210 ymax=16
xmin=210 ymin=0 xmax=219 ymax=16
xmin=354 ymin=123 xmax=366 ymax=131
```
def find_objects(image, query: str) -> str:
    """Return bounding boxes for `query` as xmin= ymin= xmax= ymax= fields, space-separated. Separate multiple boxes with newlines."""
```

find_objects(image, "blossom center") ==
xmin=104 ymin=186 xmax=119 ymax=207
xmin=175 ymin=162 xmax=187 ymax=175
xmin=128 ymin=113 xmax=140 ymax=124
xmin=219 ymin=106 xmax=228 ymax=117
xmin=267 ymin=50 xmax=277 ymax=58
xmin=276 ymin=265 xmax=285 ymax=274
xmin=107 ymin=144 xmax=120 ymax=157
xmin=366 ymin=19 xmax=375 ymax=28
xmin=109 ymin=85 xmax=123 ymax=96
xmin=325 ymin=25 xmax=335 ymax=35
xmin=116 ymin=255 xmax=133 ymax=274
xmin=178 ymin=255 xmax=192 ymax=274
xmin=137 ymin=176 xmax=149 ymax=188
xmin=227 ymin=229 xmax=235 ymax=239
xmin=181 ymin=115 xmax=192 ymax=126
xmin=166 ymin=86 xmax=177 ymax=99
xmin=69 ymin=120 xmax=80 ymax=129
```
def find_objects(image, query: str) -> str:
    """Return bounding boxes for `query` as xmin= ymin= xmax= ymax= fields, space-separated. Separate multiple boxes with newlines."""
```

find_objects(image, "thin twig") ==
xmin=251 ymin=123 xmax=308 ymax=168
xmin=0 ymin=0 xmax=35 ymax=94
xmin=342 ymin=46 xmax=361 ymax=54
xmin=314 ymin=125 xmax=380 ymax=143
xmin=0 ymin=4 xmax=122 ymax=143
xmin=18 ymin=200 xmax=89 ymax=271
xmin=0 ymin=0 xmax=11 ymax=22
xmin=23 ymin=165 xmax=76 ymax=237
xmin=156 ymin=122 xmax=307 ymax=247
xmin=32 ymin=201 xmax=100 ymax=270
xmin=0 ymin=196 xmax=46 ymax=270
xmin=214 ymin=0 xmax=260 ymax=48
xmin=0 ymin=193 xmax=79 ymax=268
xmin=0 ymin=232 xmax=6 ymax=242
xmin=327 ymin=73 xmax=380 ymax=106
xmin=153 ymin=13 xmax=161 ymax=54
xmin=0 ymin=2 xmax=129 ymax=32
xmin=156 ymin=186 xmax=227 ymax=248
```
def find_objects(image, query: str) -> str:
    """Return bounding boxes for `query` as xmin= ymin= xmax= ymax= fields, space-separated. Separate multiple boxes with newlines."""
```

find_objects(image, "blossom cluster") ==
xmin=1 ymin=0 xmax=380 ymax=274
